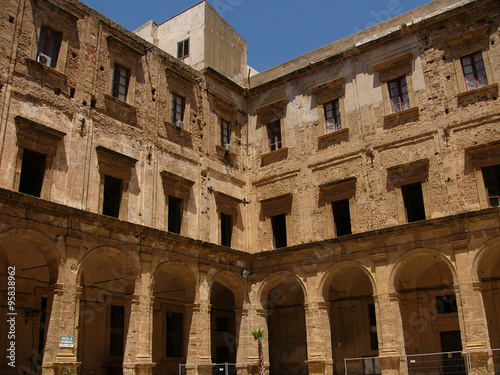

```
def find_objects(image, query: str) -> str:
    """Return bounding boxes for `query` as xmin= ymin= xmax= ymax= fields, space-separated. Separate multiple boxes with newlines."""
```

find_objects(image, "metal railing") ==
xmin=345 ymin=348 xmax=500 ymax=375
xmin=179 ymin=363 xmax=258 ymax=375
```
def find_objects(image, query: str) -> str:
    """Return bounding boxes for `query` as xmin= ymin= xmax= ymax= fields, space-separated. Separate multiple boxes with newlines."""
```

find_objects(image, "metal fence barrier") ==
xmin=345 ymin=348 xmax=500 ymax=375
xmin=179 ymin=363 xmax=258 ymax=375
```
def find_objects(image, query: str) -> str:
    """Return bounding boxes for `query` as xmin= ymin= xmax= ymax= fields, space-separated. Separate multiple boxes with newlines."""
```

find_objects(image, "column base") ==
xmin=42 ymin=361 xmax=81 ymax=375
xmin=467 ymin=351 xmax=496 ymax=375
xmin=378 ymin=355 xmax=406 ymax=375
xmin=306 ymin=359 xmax=334 ymax=375
xmin=123 ymin=362 xmax=156 ymax=375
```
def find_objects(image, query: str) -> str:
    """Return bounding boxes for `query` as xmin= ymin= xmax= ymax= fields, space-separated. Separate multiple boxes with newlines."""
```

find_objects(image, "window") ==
xmin=435 ymin=295 xmax=458 ymax=314
xmin=109 ymin=305 xmax=124 ymax=357
xmin=19 ymin=149 xmax=46 ymax=197
xmin=177 ymin=38 xmax=189 ymax=59
xmin=402 ymin=182 xmax=426 ymax=222
xmin=271 ymin=214 xmax=287 ymax=249
xmin=220 ymin=213 xmax=233 ymax=247
xmin=267 ymin=120 xmax=282 ymax=152
xmin=388 ymin=76 xmax=410 ymax=113
xmin=368 ymin=304 xmax=378 ymax=351
xmin=168 ymin=196 xmax=183 ymax=234
xmin=324 ymin=99 xmax=342 ymax=133
xmin=482 ymin=165 xmax=500 ymax=207
xmin=171 ymin=93 xmax=185 ymax=124
xmin=332 ymin=199 xmax=352 ymax=237
xmin=220 ymin=119 xmax=231 ymax=147
xmin=166 ymin=311 xmax=183 ymax=357
xmin=461 ymin=52 xmax=488 ymax=91
xmin=103 ymin=175 xmax=122 ymax=218
xmin=37 ymin=26 xmax=62 ymax=68
xmin=111 ymin=63 xmax=130 ymax=102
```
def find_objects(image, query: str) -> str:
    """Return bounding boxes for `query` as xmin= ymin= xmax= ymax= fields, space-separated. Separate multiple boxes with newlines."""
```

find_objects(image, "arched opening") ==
xmin=323 ymin=264 xmax=377 ymax=374
xmin=394 ymin=252 xmax=463 ymax=360
xmin=0 ymin=234 xmax=57 ymax=374
xmin=78 ymin=248 xmax=137 ymax=375
xmin=477 ymin=246 xmax=500 ymax=369
xmin=266 ymin=277 xmax=308 ymax=375
xmin=210 ymin=282 xmax=237 ymax=369
xmin=152 ymin=262 xmax=195 ymax=374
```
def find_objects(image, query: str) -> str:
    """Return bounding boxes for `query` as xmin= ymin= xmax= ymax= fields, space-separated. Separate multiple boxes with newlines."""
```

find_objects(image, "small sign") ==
xmin=415 ymin=348 xmax=420 ymax=353
xmin=60 ymin=336 xmax=74 ymax=348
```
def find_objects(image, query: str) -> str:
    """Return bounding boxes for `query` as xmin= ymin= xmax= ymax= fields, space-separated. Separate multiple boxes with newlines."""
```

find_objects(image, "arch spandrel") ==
xmin=473 ymin=235 xmax=500 ymax=282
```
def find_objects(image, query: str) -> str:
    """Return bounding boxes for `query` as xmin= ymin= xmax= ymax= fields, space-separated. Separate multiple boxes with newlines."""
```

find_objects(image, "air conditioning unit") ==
xmin=224 ymin=143 xmax=232 ymax=151
xmin=174 ymin=120 xmax=184 ymax=129
xmin=37 ymin=53 xmax=52 ymax=67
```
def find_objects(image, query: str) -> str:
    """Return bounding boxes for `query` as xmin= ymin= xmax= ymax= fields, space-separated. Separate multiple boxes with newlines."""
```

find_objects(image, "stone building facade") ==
xmin=0 ymin=0 xmax=499 ymax=374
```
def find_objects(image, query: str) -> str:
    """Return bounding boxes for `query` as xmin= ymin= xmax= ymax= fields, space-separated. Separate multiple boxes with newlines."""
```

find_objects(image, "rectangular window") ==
xmin=109 ymin=305 xmax=124 ymax=357
xmin=388 ymin=76 xmax=410 ymax=113
xmin=19 ymin=149 xmax=46 ymax=197
xmin=177 ymin=38 xmax=190 ymax=59
xmin=171 ymin=93 xmax=185 ymax=124
xmin=37 ymin=25 xmax=62 ymax=68
xmin=267 ymin=120 xmax=282 ymax=152
xmin=103 ymin=175 xmax=122 ymax=218
xmin=402 ymin=182 xmax=426 ymax=223
xmin=216 ymin=316 xmax=229 ymax=332
xmin=324 ymin=99 xmax=342 ymax=133
xmin=112 ymin=63 xmax=130 ymax=102
xmin=220 ymin=212 xmax=233 ymax=247
xmin=482 ymin=165 xmax=500 ymax=207
xmin=461 ymin=52 xmax=488 ymax=91
xmin=271 ymin=214 xmax=287 ymax=249
xmin=166 ymin=311 xmax=183 ymax=357
xmin=168 ymin=196 xmax=183 ymax=234
xmin=332 ymin=199 xmax=352 ymax=237
xmin=220 ymin=119 xmax=231 ymax=147
xmin=435 ymin=295 xmax=458 ymax=314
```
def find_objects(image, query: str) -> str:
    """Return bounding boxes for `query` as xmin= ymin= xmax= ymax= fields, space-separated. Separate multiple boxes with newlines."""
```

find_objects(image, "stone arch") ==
xmin=472 ymin=235 xmax=500 ymax=349
xmin=472 ymin=235 xmax=500 ymax=282
xmin=320 ymin=260 xmax=377 ymax=301
xmin=391 ymin=248 xmax=463 ymax=356
xmin=390 ymin=248 xmax=458 ymax=293
xmin=0 ymin=228 xmax=62 ymax=283
xmin=151 ymin=260 xmax=197 ymax=303
xmin=258 ymin=271 xmax=308 ymax=309
xmin=320 ymin=261 xmax=378 ymax=373
xmin=209 ymin=270 xmax=247 ymax=309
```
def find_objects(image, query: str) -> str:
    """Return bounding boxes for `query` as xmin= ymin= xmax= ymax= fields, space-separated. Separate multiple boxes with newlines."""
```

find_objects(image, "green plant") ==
xmin=61 ymin=367 xmax=77 ymax=375
xmin=250 ymin=328 xmax=265 ymax=375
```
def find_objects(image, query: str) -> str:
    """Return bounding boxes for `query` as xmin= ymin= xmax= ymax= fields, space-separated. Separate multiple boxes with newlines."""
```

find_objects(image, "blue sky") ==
xmin=80 ymin=0 xmax=431 ymax=72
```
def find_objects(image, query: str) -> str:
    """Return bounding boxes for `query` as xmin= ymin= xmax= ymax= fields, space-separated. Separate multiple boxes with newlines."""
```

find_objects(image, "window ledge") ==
xmin=318 ymin=128 xmax=348 ymax=148
xmin=26 ymin=58 xmax=67 ymax=85
xmin=215 ymin=144 xmax=237 ymax=158
xmin=165 ymin=121 xmax=191 ymax=135
xmin=104 ymin=94 xmax=137 ymax=126
xmin=383 ymin=106 xmax=419 ymax=128
xmin=457 ymin=83 xmax=498 ymax=106
xmin=261 ymin=147 xmax=288 ymax=166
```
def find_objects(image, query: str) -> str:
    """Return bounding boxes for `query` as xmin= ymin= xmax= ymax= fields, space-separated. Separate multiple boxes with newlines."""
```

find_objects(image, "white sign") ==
xmin=59 ymin=336 xmax=74 ymax=348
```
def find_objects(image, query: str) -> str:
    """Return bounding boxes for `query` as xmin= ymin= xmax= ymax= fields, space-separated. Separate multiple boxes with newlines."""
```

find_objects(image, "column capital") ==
xmin=372 ymin=253 xmax=388 ymax=264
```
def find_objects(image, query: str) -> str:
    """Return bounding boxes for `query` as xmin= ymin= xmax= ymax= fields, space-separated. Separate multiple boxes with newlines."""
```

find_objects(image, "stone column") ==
xmin=372 ymin=254 xmax=407 ymax=375
xmin=304 ymin=302 xmax=334 ymax=375
xmin=185 ymin=265 xmax=212 ymax=375
xmin=42 ymin=237 xmax=81 ymax=375
xmin=452 ymin=238 xmax=493 ymax=374
xmin=235 ymin=308 xmax=249 ymax=375
xmin=123 ymin=255 xmax=155 ymax=375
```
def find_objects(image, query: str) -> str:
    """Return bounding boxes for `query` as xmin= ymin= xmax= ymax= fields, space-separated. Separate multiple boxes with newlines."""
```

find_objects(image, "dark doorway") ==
xmin=440 ymin=331 xmax=466 ymax=375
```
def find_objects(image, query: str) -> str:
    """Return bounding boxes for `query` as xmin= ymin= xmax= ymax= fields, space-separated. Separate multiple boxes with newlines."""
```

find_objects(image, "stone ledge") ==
xmin=457 ymin=83 xmax=498 ymax=107
xmin=318 ymin=128 xmax=349 ymax=149
xmin=383 ymin=106 xmax=419 ymax=128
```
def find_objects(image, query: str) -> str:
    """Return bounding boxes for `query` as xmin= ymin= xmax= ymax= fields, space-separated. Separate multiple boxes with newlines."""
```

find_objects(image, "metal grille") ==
xmin=407 ymin=351 xmax=466 ymax=375
xmin=179 ymin=363 xmax=258 ymax=375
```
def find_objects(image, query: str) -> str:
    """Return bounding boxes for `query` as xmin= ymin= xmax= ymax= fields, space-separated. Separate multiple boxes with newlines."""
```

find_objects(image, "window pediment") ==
xmin=387 ymin=159 xmax=428 ymax=187
xmin=310 ymin=77 xmax=346 ymax=103
xmin=445 ymin=24 xmax=490 ymax=56
xmin=260 ymin=193 xmax=292 ymax=216
xmin=160 ymin=171 xmax=195 ymax=199
xmin=319 ymin=177 xmax=356 ymax=203
xmin=96 ymin=146 xmax=137 ymax=178
xmin=373 ymin=53 xmax=413 ymax=82
xmin=15 ymin=115 xmax=65 ymax=155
